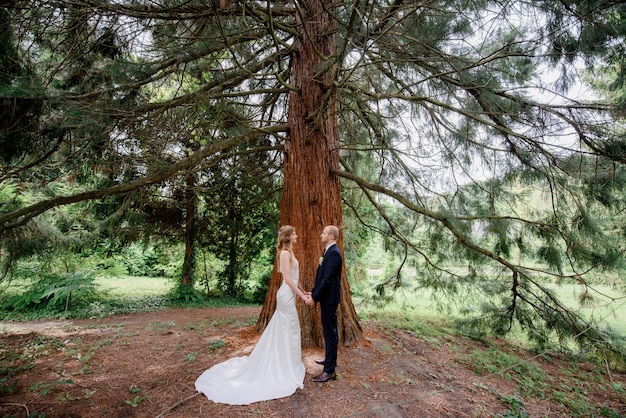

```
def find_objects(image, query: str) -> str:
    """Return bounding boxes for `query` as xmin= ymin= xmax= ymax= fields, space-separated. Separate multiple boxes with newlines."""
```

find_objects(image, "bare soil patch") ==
xmin=1 ymin=307 xmax=625 ymax=417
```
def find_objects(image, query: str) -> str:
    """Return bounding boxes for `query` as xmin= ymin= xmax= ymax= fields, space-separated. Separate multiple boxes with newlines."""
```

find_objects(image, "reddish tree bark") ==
xmin=257 ymin=0 xmax=363 ymax=347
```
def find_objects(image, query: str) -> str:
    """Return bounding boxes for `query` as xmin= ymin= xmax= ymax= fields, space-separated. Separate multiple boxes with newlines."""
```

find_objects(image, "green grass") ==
xmin=0 ymin=275 xmax=173 ymax=300
xmin=95 ymin=275 xmax=173 ymax=297
xmin=363 ymin=309 xmax=625 ymax=417
xmin=542 ymin=283 xmax=626 ymax=336
xmin=0 ymin=274 xmax=257 ymax=322
xmin=459 ymin=348 xmax=550 ymax=398
xmin=355 ymin=283 xmax=626 ymax=338
xmin=2 ymin=272 xmax=625 ymax=417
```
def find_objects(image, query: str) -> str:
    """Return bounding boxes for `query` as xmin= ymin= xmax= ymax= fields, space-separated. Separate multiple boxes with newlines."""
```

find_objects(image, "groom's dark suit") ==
xmin=311 ymin=243 xmax=342 ymax=375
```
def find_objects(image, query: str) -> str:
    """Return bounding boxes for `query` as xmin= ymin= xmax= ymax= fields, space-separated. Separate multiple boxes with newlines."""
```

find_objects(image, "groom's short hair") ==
xmin=326 ymin=225 xmax=339 ymax=240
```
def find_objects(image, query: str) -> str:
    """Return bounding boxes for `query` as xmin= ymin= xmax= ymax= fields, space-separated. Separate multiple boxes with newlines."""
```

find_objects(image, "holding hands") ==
xmin=301 ymin=291 xmax=314 ymax=305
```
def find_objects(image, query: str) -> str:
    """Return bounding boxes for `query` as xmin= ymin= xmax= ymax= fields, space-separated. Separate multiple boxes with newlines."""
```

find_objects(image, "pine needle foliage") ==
xmin=0 ymin=0 xmax=625 ymax=361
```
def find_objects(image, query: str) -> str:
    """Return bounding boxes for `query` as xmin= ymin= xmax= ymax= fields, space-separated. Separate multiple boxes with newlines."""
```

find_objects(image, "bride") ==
xmin=195 ymin=225 xmax=309 ymax=405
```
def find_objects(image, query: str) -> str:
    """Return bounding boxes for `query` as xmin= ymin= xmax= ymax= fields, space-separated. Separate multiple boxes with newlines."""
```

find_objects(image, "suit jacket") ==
xmin=311 ymin=243 xmax=342 ymax=305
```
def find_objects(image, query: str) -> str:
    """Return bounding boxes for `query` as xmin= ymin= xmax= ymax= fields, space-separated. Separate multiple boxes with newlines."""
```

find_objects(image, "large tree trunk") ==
xmin=257 ymin=0 xmax=363 ymax=347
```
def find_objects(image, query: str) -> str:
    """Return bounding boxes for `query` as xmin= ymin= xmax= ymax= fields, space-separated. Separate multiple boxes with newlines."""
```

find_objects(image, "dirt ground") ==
xmin=1 ymin=307 xmax=625 ymax=417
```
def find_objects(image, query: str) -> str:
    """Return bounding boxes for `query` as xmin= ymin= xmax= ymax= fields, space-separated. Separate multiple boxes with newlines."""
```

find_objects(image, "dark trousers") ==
xmin=321 ymin=302 xmax=339 ymax=374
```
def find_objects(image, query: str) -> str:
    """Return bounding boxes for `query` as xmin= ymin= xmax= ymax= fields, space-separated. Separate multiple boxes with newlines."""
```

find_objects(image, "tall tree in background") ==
xmin=198 ymin=146 xmax=280 ymax=296
xmin=1 ymin=1 xmax=625 ymax=357
xmin=256 ymin=0 xmax=363 ymax=346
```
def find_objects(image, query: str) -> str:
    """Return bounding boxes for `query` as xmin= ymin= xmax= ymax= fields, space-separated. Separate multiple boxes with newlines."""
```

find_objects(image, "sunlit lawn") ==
xmin=96 ymin=275 xmax=173 ymax=297
xmin=0 ymin=276 xmax=173 ymax=298
xmin=544 ymin=283 xmax=626 ymax=336
xmin=356 ymin=283 xmax=626 ymax=338
xmin=99 ymin=275 xmax=626 ymax=337
xmin=4 ymin=271 xmax=624 ymax=339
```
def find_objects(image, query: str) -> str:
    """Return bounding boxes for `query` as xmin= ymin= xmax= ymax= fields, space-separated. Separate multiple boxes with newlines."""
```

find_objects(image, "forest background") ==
xmin=1 ymin=2 xmax=626 ymax=415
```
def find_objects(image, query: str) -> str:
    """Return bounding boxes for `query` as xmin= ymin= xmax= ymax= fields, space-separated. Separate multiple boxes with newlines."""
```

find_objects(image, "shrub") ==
xmin=0 ymin=268 xmax=99 ymax=318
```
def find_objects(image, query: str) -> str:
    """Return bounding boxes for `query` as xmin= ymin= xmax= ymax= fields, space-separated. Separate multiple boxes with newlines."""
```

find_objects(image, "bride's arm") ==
xmin=297 ymin=283 xmax=310 ymax=296
xmin=280 ymin=251 xmax=308 ymax=300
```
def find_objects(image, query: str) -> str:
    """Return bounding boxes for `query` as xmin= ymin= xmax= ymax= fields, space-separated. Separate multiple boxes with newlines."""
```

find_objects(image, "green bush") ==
xmin=0 ymin=268 xmax=99 ymax=318
xmin=122 ymin=244 xmax=160 ymax=277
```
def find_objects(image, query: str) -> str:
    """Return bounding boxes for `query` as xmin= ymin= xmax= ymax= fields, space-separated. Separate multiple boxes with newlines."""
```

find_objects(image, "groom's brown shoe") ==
xmin=311 ymin=372 xmax=336 ymax=382
xmin=314 ymin=358 xmax=326 ymax=365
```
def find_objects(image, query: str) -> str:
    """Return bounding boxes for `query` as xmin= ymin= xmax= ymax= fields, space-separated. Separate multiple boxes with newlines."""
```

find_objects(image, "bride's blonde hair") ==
xmin=276 ymin=225 xmax=295 ymax=258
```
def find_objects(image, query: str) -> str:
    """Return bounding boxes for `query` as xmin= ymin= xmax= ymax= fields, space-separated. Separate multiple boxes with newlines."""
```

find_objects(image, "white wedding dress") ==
xmin=195 ymin=253 xmax=306 ymax=405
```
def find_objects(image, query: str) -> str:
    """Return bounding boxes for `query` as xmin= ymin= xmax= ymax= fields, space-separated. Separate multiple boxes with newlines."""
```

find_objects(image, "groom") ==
xmin=306 ymin=225 xmax=342 ymax=382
